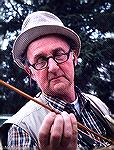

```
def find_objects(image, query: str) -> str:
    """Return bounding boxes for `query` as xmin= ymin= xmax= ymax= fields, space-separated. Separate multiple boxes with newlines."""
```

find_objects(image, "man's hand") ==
xmin=38 ymin=111 xmax=78 ymax=150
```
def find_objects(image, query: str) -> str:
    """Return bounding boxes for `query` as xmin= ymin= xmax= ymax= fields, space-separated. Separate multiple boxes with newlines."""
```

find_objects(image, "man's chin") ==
xmin=52 ymin=82 xmax=67 ymax=93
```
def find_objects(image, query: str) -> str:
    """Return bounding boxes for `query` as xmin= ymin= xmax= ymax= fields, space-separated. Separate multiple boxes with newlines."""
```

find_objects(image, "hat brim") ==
xmin=12 ymin=25 xmax=81 ymax=69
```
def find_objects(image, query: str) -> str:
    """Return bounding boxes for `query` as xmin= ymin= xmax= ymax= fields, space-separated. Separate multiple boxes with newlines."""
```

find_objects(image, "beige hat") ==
xmin=12 ymin=11 xmax=81 ymax=69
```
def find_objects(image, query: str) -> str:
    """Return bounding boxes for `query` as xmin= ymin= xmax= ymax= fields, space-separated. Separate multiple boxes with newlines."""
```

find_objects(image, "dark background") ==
xmin=0 ymin=0 xmax=114 ymax=114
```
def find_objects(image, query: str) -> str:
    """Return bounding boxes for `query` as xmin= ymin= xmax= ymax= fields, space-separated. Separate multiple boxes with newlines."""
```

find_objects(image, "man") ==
xmin=0 ymin=11 xmax=114 ymax=150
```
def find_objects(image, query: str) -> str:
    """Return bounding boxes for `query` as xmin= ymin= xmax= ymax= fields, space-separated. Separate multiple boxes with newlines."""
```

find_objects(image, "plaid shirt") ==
xmin=7 ymin=87 xmax=111 ymax=149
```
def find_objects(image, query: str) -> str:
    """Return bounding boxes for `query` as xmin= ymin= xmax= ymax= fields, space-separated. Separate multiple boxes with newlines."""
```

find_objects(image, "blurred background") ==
xmin=0 ymin=0 xmax=114 ymax=124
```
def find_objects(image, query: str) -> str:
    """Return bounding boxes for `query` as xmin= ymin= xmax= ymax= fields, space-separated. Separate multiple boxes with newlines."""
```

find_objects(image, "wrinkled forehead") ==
xmin=27 ymin=34 xmax=76 ymax=50
xmin=27 ymin=34 xmax=71 ymax=59
xmin=28 ymin=34 xmax=70 ymax=50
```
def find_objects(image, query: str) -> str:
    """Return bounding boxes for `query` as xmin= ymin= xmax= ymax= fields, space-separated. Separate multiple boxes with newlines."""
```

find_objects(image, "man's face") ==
xmin=27 ymin=35 xmax=77 ymax=98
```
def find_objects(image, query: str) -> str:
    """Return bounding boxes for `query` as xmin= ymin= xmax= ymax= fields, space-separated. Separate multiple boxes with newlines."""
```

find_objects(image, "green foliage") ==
xmin=0 ymin=0 xmax=114 ymax=114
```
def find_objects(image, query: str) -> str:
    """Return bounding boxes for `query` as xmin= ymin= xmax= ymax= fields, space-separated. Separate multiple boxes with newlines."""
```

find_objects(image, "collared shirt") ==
xmin=7 ymin=87 xmax=111 ymax=149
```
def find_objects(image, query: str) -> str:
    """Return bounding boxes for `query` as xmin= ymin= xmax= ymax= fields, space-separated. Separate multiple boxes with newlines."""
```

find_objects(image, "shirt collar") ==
xmin=40 ymin=86 xmax=90 ymax=113
xmin=41 ymin=93 xmax=66 ymax=113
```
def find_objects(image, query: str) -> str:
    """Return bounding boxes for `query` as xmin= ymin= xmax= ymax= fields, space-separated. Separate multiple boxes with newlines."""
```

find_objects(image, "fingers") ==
xmin=50 ymin=114 xmax=64 ymax=148
xmin=61 ymin=112 xmax=77 ymax=147
xmin=38 ymin=112 xmax=56 ymax=148
xmin=61 ymin=112 xmax=72 ymax=146
xmin=70 ymin=113 xmax=78 ymax=147
xmin=38 ymin=111 xmax=78 ymax=150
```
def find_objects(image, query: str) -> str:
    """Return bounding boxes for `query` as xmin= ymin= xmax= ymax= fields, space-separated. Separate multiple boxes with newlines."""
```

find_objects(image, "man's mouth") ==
xmin=50 ymin=76 xmax=63 ymax=81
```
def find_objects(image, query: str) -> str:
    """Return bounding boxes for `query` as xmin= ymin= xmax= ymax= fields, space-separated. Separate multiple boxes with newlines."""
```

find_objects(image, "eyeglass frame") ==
xmin=26 ymin=48 xmax=73 ymax=70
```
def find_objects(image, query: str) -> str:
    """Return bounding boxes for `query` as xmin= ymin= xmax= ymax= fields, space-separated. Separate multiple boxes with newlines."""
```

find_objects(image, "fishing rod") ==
xmin=0 ymin=79 xmax=114 ymax=145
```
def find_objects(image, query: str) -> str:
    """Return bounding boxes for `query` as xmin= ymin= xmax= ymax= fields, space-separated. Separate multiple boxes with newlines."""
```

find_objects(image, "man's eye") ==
xmin=55 ymin=54 xmax=65 ymax=60
xmin=37 ymin=57 xmax=46 ymax=64
xmin=34 ymin=57 xmax=46 ymax=69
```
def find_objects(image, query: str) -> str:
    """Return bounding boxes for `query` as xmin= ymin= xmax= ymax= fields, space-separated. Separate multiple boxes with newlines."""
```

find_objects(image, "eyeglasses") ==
xmin=28 ymin=48 xmax=72 ymax=70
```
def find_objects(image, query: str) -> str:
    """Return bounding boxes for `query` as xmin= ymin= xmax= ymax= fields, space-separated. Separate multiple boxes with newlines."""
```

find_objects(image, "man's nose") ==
xmin=48 ymin=58 xmax=59 ymax=72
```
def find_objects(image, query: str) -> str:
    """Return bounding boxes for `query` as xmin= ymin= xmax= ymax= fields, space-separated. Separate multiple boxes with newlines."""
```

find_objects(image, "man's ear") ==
xmin=24 ymin=65 xmax=37 ymax=81
xmin=72 ymin=50 xmax=78 ymax=66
